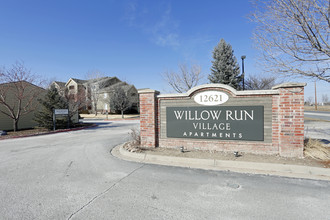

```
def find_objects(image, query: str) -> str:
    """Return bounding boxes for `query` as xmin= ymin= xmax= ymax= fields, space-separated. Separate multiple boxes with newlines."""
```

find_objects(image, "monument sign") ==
xmin=166 ymin=106 xmax=264 ymax=141
xmin=139 ymin=83 xmax=306 ymax=158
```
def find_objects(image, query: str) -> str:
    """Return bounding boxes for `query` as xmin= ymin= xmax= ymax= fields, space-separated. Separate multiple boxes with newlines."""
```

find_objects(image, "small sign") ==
xmin=54 ymin=109 xmax=69 ymax=115
xmin=194 ymin=91 xmax=229 ymax=106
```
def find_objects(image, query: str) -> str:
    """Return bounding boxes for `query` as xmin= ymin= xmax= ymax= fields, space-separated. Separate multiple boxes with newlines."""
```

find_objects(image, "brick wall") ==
xmin=274 ymin=84 xmax=305 ymax=157
xmin=138 ymin=89 xmax=159 ymax=147
xmin=139 ymin=83 xmax=306 ymax=158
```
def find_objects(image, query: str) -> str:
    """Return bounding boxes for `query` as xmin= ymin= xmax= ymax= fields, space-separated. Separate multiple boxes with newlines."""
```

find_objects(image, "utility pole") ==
xmin=315 ymin=81 xmax=317 ymax=110
xmin=241 ymin=55 xmax=246 ymax=90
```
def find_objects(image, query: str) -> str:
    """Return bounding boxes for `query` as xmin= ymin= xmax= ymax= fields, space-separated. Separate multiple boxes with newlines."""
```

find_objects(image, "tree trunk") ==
xmin=121 ymin=110 xmax=124 ymax=119
xmin=94 ymin=103 xmax=98 ymax=116
xmin=13 ymin=119 xmax=18 ymax=132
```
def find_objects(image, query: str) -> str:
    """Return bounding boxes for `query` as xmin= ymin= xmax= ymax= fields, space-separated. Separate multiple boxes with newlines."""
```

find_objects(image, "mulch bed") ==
xmin=0 ymin=123 xmax=95 ymax=140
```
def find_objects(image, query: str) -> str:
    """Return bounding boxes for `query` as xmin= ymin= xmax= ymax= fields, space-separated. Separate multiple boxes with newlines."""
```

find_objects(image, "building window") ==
xmin=69 ymin=85 xmax=74 ymax=90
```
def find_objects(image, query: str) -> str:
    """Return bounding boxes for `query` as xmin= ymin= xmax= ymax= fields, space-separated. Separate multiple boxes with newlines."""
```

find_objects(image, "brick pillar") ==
xmin=272 ymin=83 xmax=306 ymax=157
xmin=138 ymin=89 xmax=159 ymax=148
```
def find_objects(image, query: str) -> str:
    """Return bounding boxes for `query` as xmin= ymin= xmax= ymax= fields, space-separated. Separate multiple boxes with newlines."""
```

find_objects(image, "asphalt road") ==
xmin=304 ymin=111 xmax=330 ymax=141
xmin=305 ymin=111 xmax=330 ymax=121
xmin=0 ymin=120 xmax=330 ymax=220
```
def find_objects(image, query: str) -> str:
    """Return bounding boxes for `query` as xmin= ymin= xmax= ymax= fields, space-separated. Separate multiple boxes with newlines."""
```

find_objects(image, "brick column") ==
xmin=272 ymin=83 xmax=306 ymax=157
xmin=138 ymin=89 xmax=159 ymax=148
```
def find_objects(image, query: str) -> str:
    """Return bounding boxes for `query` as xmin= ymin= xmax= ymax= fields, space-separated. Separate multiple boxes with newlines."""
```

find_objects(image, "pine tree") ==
xmin=208 ymin=39 xmax=242 ymax=89
xmin=34 ymin=86 xmax=69 ymax=130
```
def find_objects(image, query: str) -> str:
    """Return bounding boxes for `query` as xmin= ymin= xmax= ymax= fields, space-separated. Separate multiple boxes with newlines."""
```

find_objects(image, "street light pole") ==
xmin=241 ymin=55 xmax=246 ymax=90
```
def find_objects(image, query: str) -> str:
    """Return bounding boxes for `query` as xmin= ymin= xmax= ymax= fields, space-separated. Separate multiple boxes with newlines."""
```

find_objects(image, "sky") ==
xmin=0 ymin=0 xmax=328 ymax=101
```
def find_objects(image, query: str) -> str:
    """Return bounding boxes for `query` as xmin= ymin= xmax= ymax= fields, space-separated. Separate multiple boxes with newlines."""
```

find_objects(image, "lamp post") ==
xmin=241 ymin=55 xmax=246 ymax=90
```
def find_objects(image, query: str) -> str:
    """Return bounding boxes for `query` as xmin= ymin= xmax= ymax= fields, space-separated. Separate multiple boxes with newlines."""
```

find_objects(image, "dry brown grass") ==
xmin=304 ymin=105 xmax=330 ymax=112
xmin=304 ymin=139 xmax=330 ymax=163
xmin=129 ymin=128 xmax=141 ymax=146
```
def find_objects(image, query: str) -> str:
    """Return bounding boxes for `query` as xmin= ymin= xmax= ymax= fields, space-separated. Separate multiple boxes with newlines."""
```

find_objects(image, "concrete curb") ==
xmin=111 ymin=144 xmax=330 ymax=181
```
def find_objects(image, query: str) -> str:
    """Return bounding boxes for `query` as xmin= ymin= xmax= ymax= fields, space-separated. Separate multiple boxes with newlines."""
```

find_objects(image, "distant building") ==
xmin=65 ymin=78 xmax=88 ymax=96
xmin=0 ymin=81 xmax=45 ymax=131
xmin=96 ymin=81 xmax=139 ymax=113
xmin=51 ymin=77 xmax=139 ymax=114
xmin=51 ymin=81 xmax=66 ymax=96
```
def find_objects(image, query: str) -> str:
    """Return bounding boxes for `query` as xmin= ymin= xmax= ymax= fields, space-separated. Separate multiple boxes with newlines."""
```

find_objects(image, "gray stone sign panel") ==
xmin=166 ymin=106 xmax=264 ymax=141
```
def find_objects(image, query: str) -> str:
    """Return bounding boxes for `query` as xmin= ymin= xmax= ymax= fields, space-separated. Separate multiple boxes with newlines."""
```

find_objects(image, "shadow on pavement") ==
xmin=83 ymin=121 xmax=138 ymax=130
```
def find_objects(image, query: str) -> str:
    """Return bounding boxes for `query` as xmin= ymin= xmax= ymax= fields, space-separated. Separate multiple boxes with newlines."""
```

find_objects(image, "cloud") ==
xmin=150 ymin=6 xmax=179 ymax=47
xmin=155 ymin=33 xmax=179 ymax=47
xmin=123 ymin=1 xmax=138 ymax=26
xmin=123 ymin=1 xmax=180 ymax=48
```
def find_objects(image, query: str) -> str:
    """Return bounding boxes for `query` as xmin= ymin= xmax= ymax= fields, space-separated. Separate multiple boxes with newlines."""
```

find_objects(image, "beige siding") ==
xmin=0 ymin=82 xmax=45 ymax=131
xmin=97 ymin=88 xmax=139 ymax=113
xmin=127 ymin=87 xmax=139 ymax=111
xmin=96 ymin=92 xmax=108 ymax=112
xmin=0 ymin=109 xmax=14 ymax=131
xmin=66 ymin=80 xmax=78 ymax=95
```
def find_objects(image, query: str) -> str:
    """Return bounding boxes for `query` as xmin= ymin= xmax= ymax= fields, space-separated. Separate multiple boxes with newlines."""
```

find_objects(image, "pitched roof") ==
xmin=64 ymin=78 xmax=88 ymax=87
xmin=87 ymin=77 xmax=122 ymax=90
xmin=0 ymin=80 xmax=45 ymax=90
xmin=53 ymin=81 xmax=66 ymax=88
xmin=98 ymin=81 xmax=136 ymax=93
xmin=71 ymin=78 xmax=88 ymax=84
xmin=62 ymin=76 xmax=136 ymax=94
xmin=86 ymin=77 xmax=110 ymax=84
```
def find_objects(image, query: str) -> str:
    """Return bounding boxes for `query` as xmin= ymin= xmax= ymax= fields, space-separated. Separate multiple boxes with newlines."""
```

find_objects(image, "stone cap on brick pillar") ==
xmin=272 ymin=82 xmax=307 ymax=90
xmin=138 ymin=88 xmax=160 ymax=94
xmin=158 ymin=83 xmax=279 ymax=98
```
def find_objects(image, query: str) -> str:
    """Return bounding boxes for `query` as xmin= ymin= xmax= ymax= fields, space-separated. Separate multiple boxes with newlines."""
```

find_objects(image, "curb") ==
xmin=111 ymin=144 xmax=330 ymax=181
xmin=0 ymin=124 xmax=97 ymax=140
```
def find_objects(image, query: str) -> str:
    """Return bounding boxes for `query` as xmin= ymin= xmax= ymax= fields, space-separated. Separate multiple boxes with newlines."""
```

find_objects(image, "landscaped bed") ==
xmin=0 ymin=123 xmax=95 ymax=140
xmin=124 ymin=139 xmax=330 ymax=168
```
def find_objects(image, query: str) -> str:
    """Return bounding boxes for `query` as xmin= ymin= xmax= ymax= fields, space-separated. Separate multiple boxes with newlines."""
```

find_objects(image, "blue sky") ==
xmin=0 ymin=0 xmax=328 ymax=101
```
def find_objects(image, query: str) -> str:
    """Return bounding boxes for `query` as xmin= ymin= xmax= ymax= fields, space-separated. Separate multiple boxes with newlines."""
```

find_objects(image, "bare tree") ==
xmin=90 ymin=85 xmax=99 ymax=116
xmin=85 ymin=70 xmax=105 ymax=116
xmin=251 ymin=0 xmax=330 ymax=83
xmin=305 ymin=96 xmax=313 ymax=105
xmin=64 ymin=86 xmax=89 ymax=120
xmin=85 ymin=69 xmax=104 ymax=82
xmin=322 ymin=94 xmax=329 ymax=104
xmin=245 ymin=75 xmax=279 ymax=90
xmin=0 ymin=61 xmax=44 ymax=131
xmin=44 ymin=76 xmax=58 ymax=89
xmin=110 ymin=86 xmax=131 ymax=118
xmin=163 ymin=63 xmax=204 ymax=93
